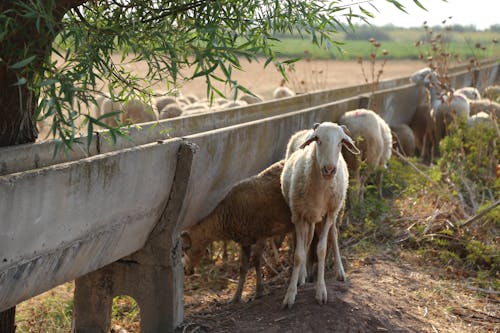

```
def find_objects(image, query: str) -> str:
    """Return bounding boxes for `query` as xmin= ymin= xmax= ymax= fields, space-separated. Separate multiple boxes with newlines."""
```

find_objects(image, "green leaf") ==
xmin=13 ymin=77 xmax=27 ymax=86
xmin=10 ymin=55 xmax=37 ymax=69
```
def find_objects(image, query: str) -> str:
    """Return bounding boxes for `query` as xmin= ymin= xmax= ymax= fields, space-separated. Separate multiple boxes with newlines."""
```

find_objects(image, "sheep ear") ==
xmin=298 ymin=134 xmax=318 ymax=149
xmin=181 ymin=231 xmax=191 ymax=251
xmin=340 ymin=124 xmax=352 ymax=137
xmin=313 ymin=122 xmax=320 ymax=130
xmin=342 ymin=135 xmax=360 ymax=155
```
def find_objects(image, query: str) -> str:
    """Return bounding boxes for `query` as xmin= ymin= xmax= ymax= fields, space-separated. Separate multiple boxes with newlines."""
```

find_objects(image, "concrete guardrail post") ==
xmin=71 ymin=141 xmax=197 ymax=333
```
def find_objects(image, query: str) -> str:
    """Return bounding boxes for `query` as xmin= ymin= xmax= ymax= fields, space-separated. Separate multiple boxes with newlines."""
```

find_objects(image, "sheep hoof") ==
xmin=281 ymin=291 xmax=296 ymax=309
xmin=315 ymin=287 xmax=328 ymax=305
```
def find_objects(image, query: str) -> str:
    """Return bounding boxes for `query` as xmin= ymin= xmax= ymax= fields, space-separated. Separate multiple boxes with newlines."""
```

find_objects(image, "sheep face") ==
xmin=410 ymin=67 xmax=433 ymax=85
xmin=181 ymin=231 xmax=205 ymax=275
xmin=299 ymin=122 xmax=359 ymax=179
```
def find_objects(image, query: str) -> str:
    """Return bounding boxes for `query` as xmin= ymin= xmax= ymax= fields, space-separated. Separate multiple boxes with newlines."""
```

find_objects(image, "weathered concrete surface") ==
xmin=0 ymin=138 xmax=182 ymax=312
xmin=71 ymin=142 xmax=196 ymax=333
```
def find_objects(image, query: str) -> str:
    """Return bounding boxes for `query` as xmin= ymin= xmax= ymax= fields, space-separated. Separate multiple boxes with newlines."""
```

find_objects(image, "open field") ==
xmin=151 ymin=59 xmax=427 ymax=99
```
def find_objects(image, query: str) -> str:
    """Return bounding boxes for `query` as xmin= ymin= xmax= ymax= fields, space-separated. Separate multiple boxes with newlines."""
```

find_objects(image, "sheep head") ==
xmin=299 ymin=122 xmax=360 ymax=179
xmin=180 ymin=231 xmax=206 ymax=275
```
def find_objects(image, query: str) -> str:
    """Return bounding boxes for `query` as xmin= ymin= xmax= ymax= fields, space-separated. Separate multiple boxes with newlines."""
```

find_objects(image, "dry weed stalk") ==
xmin=287 ymin=50 xmax=329 ymax=93
xmin=357 ymin=38 xmax=389 ymax=111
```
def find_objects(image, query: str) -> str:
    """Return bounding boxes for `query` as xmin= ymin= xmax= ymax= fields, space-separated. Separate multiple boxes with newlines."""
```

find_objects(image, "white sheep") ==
xmin=469 ymin=99 xmax=500 ymax=118
xmin=431 ymin=92 xmax=470 ymax=143
xmin=468 ymin=111 xmax=493 ymax=127
xmin=280 ymin=122 xmax=359 ymax=308
xmin=182 ymin=102 xmax=210 ymax=116
xmin=181 ymin=160 xmax=293 ymax=303
xmin=238 ymin=93 xmax=263 ymax=105
xmin=337 ymin=109 xmax=392 ymax=198
xmin=219 ymin=100 xmax=248 ymax=110
xmin=153 ymin=95 xmax=178 ymax=112
xmin=159 ymin=103 xmax=183 ymax=119
xmin=273 ymin=86 xmax=296 ymax=99
xmin=483 ymin=85 xmax=500 ymax=101
xmin=456 ymin=87 xmax=481 ymax=100
xmin=94 ymin=96 xmax=158 ymax=127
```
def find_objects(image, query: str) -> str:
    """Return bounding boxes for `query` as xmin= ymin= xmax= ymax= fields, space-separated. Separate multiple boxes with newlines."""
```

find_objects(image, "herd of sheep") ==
xmin=181 ymin=67 xmax=500 ymax=309
xmin=88 ymin=86 xmax=296 ymax=128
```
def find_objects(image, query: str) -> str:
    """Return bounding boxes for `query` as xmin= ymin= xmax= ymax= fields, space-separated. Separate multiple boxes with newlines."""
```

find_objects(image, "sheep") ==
xmin=409 ymin=69 xmax=437 ymax=163
xmin=181 ymin=160 xmax=293 ymax=303
xmin=468 ymin=111 xmax=493 ymax=127
xmin=182 ymin=102 xmax=210 ymax=115
xmin=469 ymin=99 xmax=500 ymax=118
xmin=338 ymin=109 xmax=392 ymax=198
xmin=431 ymin=92 xmax=470 ymax=144
xmin=456 ymin=87 xmax=481 ymax=100
xmin=93 ymin=96 xmax=158 ymax=127
xmin=273 ymin=86 xmax=296 ymax=99
xmin=153 ymin=95 xmax=178 ymax=112
xmin=280 ymin=122 xmax=360 ymax=308
xmin=219 ymin=100 xmax=248 ymax=110
xmin=390 ymin=124 xmax=416 ymax=157
xmin=482 ymin=85 xmax=500 ymax=102
xmin=184 ymin=93 xmax=199 ymax=104
xmin=238 ymin=93 xmax=263 ymax=105
xmin=159 ymin=103 xmax=183 ymax=119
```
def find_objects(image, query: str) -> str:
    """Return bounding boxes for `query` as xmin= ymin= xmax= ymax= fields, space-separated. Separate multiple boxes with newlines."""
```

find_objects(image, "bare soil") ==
xmin=177 ymin=249 xmax=499 ymax=333
xmin=152 ymin=59 xmax=426 ymax=99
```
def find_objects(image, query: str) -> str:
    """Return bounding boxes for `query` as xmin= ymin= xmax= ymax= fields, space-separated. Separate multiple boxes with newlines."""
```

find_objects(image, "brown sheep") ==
xmin=181 ymin=160 xmax=293 ymax=303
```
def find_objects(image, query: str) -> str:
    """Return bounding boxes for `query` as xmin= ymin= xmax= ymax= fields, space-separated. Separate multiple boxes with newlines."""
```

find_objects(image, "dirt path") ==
xmin=178 ymin=253 xmax=499 ymax=333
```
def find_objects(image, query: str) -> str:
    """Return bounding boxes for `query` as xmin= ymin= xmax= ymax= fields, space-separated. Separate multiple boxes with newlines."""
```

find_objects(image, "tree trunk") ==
xmin=0 ymin=307 xmax=16 ymax=333
xmin=0 ymin=1 xmax=89 ymax=331
xmin=0 ymin=0 xmax=87 ymax=147
xmin=0 ymin=66 xmax=38 ymax=146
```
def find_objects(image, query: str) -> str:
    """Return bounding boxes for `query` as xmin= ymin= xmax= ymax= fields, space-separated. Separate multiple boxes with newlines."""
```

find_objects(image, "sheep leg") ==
xmin=315 ymin=214 xmax=335 ymax=304
xmin=252 ymin=239 xmax=266 ymax=299
xmin=231 ymin=245 xmax=251 ymax=303
xmin=282 ymin=222 xmax=308 ymax=309
xmin=331 ymin=212 xmax=346 ymax=281
xmin=301 ymin=223 xmax=315 ymax=285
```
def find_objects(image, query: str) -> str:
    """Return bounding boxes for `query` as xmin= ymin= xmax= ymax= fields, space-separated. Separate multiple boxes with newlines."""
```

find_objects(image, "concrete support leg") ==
xmin=72 ymin=240 xmax=184 ymax=333
xmin=72 ymin=142 xmax=196 ymax=333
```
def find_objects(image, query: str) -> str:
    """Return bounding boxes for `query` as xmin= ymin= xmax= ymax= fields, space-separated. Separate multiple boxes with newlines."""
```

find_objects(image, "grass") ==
xmin=273 ymin=39 xmax=500 ymax=61
xmin=271 ymin=27 xmax=500 ymax=61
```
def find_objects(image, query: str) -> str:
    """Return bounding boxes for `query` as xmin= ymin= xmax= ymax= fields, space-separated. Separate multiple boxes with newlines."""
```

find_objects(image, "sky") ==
xmin=355 ymin=0 xmax=500 ymax=30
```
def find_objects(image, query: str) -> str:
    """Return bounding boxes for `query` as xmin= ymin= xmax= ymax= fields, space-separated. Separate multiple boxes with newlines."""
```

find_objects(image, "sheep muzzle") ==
xmin=321 ymin=165 xmax=336 ymax=178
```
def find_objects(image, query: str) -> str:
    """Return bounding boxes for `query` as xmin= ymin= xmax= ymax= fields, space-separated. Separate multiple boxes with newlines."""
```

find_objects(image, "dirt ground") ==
xmin=177 ymin=249 xmax=499 ymax=333
xmin=154 ymin=59 xmax=426 ymax=100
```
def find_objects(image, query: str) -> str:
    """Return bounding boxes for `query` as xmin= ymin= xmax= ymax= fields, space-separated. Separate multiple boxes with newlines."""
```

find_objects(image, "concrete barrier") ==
xmin=0 ymin=138 xmax=183 ymax=312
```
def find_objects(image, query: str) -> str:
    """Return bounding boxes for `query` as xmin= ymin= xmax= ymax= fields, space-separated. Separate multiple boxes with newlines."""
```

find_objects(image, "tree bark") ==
xmin=0 ymin=1 xmax=89 ymax=331
xmin=0 ymin=0 xmax=87 ymax=147
xmin=0 ymin=308 xmax=16 ymax=333
xmin=0 ymin=66 xmax=38 ymax=146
